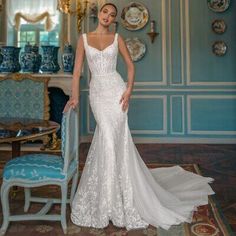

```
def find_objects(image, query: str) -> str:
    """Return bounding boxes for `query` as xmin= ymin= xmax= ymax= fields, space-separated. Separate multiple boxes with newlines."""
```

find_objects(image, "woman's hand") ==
xmin=63 ymin=98 xmax=79 ymax=113
xmin=119 ymin=89 xmax=131 ymax=112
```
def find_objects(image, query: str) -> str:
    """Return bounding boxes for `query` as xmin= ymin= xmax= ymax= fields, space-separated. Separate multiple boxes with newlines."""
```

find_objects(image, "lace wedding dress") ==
xmin=71 ymin=33 xmax=215 ymax=230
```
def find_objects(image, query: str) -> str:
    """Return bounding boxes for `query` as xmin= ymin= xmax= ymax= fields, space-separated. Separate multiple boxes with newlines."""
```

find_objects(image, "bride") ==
xmin=64 ymin=2 xmax=215 ymax=231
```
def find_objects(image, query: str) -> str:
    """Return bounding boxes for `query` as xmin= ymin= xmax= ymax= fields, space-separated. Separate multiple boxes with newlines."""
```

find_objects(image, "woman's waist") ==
xmin=89 ymin=71 xmax=126 ymax=92
xmin=91 ymin=70 xmax=119 ymax=78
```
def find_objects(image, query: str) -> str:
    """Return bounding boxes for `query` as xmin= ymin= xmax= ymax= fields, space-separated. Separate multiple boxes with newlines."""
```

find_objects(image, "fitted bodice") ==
xmin=72 ymin=33 xmax=215 ymax=233
xmin=83 ymin=33 xmax=118 ymax=77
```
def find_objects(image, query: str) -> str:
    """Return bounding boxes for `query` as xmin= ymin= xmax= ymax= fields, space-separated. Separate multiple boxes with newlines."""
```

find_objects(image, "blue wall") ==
xmin=79 ymin=0 xmax=236 ymax=143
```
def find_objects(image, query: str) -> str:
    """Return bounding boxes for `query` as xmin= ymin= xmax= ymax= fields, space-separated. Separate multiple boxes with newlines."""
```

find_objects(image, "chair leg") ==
xmin=0 ymin=183 xmax=11 ymax=235
xmin=61 ymin=183 xmax=68 ymax=234
xmin=70 ymin=171 xmax=79 ymax=207
xmin=24 ymin=188 xmax=31 ymax=212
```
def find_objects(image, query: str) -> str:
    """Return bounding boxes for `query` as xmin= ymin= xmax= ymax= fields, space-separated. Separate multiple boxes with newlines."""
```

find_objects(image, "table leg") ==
xmin=12 ymin=141 xmax=21 ymax=158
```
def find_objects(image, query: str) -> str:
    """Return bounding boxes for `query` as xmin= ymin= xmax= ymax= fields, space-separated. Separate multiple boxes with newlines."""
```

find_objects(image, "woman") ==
xmin=65 ymin=2 xmax=215 ymax=231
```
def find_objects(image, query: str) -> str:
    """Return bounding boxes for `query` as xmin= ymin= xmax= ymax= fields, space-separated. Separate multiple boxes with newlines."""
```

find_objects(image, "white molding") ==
xmin=81 ymin=88 xmax=236 ymax=92
xmin=187 ymin=95 xmax=236 ymax=135
xmin=185 ymin=0 xmax=191 ymax=86
xmin=188 ymin=95 xmax=236 ymax=98
xmin=187 ymin=81 xmax=236 ymax=86
xmin=129 ymin=95 xmax=167 ymax=134
xmin=132 ymin=81 xmax=166 ymax=86
xmin=170 ymin=95 xmax=185 ymax=135
xmin=168 ymin=0 xmax=173 ymax=86
xmin=87 ymin=95 xmax=168 ymax=135
xmin=170 ymin=0 xmax=184 ymax=86
xmin=184 ymin=0 xmax=236 ymax=86
xmin=180 ymin=0 xmax=185 ymax=86
xmin=79 ymin=136 xmax=236 ymax=144
xmin=161 ymin=0 xmax=167 ymax=86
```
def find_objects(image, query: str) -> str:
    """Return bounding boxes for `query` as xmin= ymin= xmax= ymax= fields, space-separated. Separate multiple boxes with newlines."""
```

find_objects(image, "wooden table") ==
xmin=0 ymin=117 xmax=60 ymax=158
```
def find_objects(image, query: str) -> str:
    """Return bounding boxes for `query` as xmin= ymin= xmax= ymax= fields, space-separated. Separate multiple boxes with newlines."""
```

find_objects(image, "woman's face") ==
xmin=98 ymin=5 xmax=117 ymax=27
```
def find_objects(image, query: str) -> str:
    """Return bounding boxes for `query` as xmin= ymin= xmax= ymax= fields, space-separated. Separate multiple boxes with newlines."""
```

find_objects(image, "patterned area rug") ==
xmin=0 ymin=164 xmax=233 ymax=236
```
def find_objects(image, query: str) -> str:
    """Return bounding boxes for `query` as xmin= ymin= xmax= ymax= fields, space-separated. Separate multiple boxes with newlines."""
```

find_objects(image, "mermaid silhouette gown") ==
xmin=71 ymin=33 xmax=215 ymax=230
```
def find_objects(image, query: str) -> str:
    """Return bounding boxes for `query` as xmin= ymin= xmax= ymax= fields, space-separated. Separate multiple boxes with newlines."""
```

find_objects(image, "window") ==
xmin=6 ymin=0 xmax=61 ymax=49
xmin=17 ymin=22 xmax=60 ymax=49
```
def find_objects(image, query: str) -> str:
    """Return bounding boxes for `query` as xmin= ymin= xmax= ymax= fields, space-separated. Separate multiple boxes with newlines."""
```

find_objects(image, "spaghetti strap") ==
xmin=115 ymin=32 xmax=118 ymax=42
xmin=82 ymin=33 xmax=87 ymax=47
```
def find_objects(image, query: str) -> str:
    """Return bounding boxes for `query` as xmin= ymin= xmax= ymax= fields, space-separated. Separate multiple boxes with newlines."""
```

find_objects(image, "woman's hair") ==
xmin=100 ymin=2 xmax=118 ymax=16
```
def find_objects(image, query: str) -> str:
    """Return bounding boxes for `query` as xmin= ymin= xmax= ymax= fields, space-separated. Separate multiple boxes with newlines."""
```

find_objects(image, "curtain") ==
xmin=7 ymin=0 xmax=58 ymax=31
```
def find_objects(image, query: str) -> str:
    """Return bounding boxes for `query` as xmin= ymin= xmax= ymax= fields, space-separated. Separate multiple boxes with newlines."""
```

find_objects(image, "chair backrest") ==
xmin=61 ymin=106 xmax=79 ymax=173
xmin=0 ymin=73 xmax=50 ymax=120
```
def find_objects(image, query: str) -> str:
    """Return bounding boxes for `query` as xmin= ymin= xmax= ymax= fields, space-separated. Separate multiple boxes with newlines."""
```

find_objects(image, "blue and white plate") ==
xmin=121 ymin=2 xmax=149 ymax=31
xmin=207 ymin=0 xmax=230 ymax=12
xmin=125 ymin=37 xmax=146 ymax=62
xmin=212 ymin=41 xmax=227 ymax=56
xmin=212 ymin=19 xmax=227 ymax=34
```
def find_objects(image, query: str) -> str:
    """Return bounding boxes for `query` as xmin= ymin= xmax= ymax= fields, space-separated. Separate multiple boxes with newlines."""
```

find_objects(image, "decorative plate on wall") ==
xmin=125 ymin=37 xmax=146 ymax=62
xmin=212 ymin=41 xmax=227 ymax=56
xmin=212 ymin=19 xmax=227 ymax=34
xmin=207 ymin=0 xmax=230 ymax=12
xmin=121 ymin=2 xmax=149 ymax=31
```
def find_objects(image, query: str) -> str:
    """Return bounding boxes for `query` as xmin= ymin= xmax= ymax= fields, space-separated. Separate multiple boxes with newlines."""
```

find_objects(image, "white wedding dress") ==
xmin=71 ymin=33 xmax=215 ymax=231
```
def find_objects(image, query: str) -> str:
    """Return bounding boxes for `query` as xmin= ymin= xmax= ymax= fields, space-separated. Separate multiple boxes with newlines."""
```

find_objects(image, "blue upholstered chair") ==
xmin=0 ymin=107 xmax=79 ymax=235
xmin=0 ymin=73 xmax=50 ymax=120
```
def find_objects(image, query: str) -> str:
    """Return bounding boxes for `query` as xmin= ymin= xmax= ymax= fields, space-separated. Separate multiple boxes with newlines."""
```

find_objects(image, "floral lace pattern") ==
xmin=71 ymin=32 xmax=215 ymax=231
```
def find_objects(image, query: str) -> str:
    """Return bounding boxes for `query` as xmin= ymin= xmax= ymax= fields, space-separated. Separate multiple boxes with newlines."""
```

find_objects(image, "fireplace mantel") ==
xmin=0 ymin=72 xmax=73 ymax=96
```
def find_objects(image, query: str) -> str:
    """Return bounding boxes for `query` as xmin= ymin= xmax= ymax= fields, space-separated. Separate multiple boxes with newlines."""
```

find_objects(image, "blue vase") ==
xmin=20 ymin=43 xmax=42 ymax=73
xmin=40 ymin=45 xmax=60 ymax=73
xmin=0 ymin=46 xmax=21 ymax=73
xmin=62 ymin=44 xmax=74 ymax=73
xmin=0 ymin=48 xmax=3 ymax=68
xmin=14 ymin=47 xmax=21 ymax=72
xmin=53 ymin=46 xmax=60 ymax=73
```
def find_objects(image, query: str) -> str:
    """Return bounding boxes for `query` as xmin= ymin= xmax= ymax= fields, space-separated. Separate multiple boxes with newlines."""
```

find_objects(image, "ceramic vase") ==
xmin=62 ymin=44 xmax=74 ymax=73
xmin=0 ymin=49 xmax=3 ymax=67
xmin=53 ymin=46 xmax=60 ymax=73
xmin=0 ymin=46 xmax=21 ymax=73
xmin=40 ymin=45 xmax=60 ymax=73
xmin=20 ymin=43 xmax=42 ymax=73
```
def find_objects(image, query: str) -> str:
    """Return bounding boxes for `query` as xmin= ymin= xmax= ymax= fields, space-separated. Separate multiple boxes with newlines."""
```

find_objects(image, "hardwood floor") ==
xmin=0 ymin=144 xmax=236 ymax=234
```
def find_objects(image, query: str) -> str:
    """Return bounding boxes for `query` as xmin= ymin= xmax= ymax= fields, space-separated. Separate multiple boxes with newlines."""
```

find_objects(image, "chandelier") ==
xmin=57 ymin=0 xmax=89 ymax=32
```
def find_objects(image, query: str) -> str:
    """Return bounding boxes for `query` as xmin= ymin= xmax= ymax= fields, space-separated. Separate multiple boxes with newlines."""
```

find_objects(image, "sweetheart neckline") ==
xmin=87 ymin=43 xmax=115 ymax=52
xmin=85 ymin=33 xmax=117 ymax=52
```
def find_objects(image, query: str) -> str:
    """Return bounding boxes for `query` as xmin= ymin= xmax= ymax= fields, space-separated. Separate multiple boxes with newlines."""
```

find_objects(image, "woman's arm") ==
xmin=118 ymin=34 xmax=135 ymax=111
xmin=64 ymin=35 xmax=85 ymax=112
